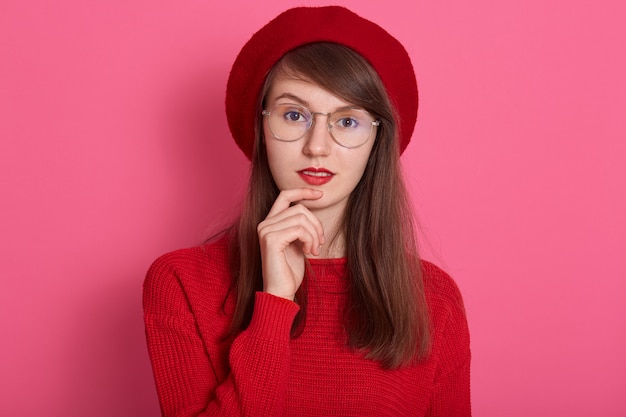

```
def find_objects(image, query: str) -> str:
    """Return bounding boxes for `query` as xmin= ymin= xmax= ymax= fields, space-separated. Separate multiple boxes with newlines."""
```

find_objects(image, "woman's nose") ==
xmin=303 ymin=113 xmax=332 ymax=156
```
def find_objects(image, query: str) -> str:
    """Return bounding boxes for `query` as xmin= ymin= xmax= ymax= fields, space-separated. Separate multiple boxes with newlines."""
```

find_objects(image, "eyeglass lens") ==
xmin=266 ymin=103 xmax=377 ymax=148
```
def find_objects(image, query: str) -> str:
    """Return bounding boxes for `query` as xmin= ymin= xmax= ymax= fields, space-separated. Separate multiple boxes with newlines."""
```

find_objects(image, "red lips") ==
xmin=297 ymin=167 xmax=334 ymax=186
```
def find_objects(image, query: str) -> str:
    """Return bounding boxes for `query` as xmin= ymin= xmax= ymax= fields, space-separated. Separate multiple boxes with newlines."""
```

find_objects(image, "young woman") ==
xmin=143 ymin=6 xmax=471 ymax=416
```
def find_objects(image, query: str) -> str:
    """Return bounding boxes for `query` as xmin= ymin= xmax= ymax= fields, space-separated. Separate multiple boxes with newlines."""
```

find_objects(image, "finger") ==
xmin=267 ymin=226 xmax=316 ymax=256
xmin=260 ymin=223 xmax=319 ymax=256
xmin=267 ymin=188 xmax=323 ymax=218
xmin=259 ymin=213 xmax=322 ymax=255
xmin=261 ymin=204 xmax=325 ymax=246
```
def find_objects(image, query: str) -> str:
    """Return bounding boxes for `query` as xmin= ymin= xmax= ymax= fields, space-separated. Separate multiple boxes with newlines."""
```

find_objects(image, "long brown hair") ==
xmin=226 ymin=42 xmax=430 ymax=368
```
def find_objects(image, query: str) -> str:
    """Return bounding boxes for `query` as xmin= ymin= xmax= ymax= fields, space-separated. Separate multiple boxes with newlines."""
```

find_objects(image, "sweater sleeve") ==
xmin=425 ymin=266 xmax=472 ymax=417
xmin=143 ymin=254 xmax=300 ymax=417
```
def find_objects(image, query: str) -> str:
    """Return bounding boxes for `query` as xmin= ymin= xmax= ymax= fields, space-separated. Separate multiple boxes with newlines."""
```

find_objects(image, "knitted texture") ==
xmin=143 ymin=238 xmax=471 ymax=416
xmin=226 ymin=6 xmax=418 ymax=159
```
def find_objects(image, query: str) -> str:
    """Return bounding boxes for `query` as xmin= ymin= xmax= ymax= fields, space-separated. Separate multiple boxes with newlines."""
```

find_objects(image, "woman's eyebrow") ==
xmin=272 ymin=92 xmax=361 ymax=112
xmin=273 ymin=92 xmax=310 ymax=107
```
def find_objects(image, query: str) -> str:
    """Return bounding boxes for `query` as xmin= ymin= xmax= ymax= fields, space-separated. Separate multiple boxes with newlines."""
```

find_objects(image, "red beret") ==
xmin=225 ymin=6 xmax=418 ymax=159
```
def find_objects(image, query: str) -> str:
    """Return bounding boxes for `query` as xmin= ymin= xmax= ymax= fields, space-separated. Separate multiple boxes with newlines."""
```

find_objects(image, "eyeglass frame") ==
xmin=261 ymin=104 xmax=381 ymax=149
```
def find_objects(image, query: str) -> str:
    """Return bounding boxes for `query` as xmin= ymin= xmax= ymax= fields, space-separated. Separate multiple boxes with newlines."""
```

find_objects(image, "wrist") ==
xmin=263 ymin=285 xmax=295 ymax=302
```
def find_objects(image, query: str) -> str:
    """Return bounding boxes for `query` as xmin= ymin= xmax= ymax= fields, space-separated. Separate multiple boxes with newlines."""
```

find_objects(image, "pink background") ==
xmin=1 ymin=0 xmax=624 ymax=415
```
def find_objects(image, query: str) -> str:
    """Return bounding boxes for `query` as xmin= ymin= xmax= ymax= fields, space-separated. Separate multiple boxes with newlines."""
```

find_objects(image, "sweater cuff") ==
xmin=248 ymin=292 xmax=300 ymax=341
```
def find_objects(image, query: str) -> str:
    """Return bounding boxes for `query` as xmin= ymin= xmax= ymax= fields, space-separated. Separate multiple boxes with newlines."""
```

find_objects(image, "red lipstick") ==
xmin=297 ymin=167 xmax=334 ymax=186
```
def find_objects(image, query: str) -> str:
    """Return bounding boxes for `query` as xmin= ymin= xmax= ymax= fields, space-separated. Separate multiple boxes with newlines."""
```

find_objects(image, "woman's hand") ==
xmin=257 ymin=188 xmax=325 ymax=300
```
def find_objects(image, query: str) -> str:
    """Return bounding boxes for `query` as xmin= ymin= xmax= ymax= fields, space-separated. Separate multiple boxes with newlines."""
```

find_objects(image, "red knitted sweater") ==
xmin=143 ymin=238 xmax=471 ymax=416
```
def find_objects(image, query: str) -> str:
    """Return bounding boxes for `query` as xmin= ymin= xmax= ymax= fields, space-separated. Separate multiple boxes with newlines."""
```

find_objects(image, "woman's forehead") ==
xmin=265 ymin=76 xmax=356 ymax=110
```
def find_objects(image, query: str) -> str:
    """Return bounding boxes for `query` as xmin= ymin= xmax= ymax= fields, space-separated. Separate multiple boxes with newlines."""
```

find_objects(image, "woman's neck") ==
xmin=309 ymin=235 xmax=345 ymax=258
xmin=308 ymin=210 xmax=346 ymax=259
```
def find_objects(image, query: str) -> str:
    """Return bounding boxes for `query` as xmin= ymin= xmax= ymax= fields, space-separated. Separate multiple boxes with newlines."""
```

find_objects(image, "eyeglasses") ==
xmin=262 ymin=103 xmax=381 ymax=148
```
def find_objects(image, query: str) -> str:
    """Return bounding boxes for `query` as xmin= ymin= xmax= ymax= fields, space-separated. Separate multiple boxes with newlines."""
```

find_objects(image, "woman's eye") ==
xmin=337 ymin=117 xmax=359 ymax=128
xmin=284 ymin=111 xmax=305 ymax=122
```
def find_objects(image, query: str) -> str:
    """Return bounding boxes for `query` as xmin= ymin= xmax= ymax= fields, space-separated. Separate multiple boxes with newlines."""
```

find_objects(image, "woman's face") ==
xmin=263 ymin=75 xmax=377 ymax=221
